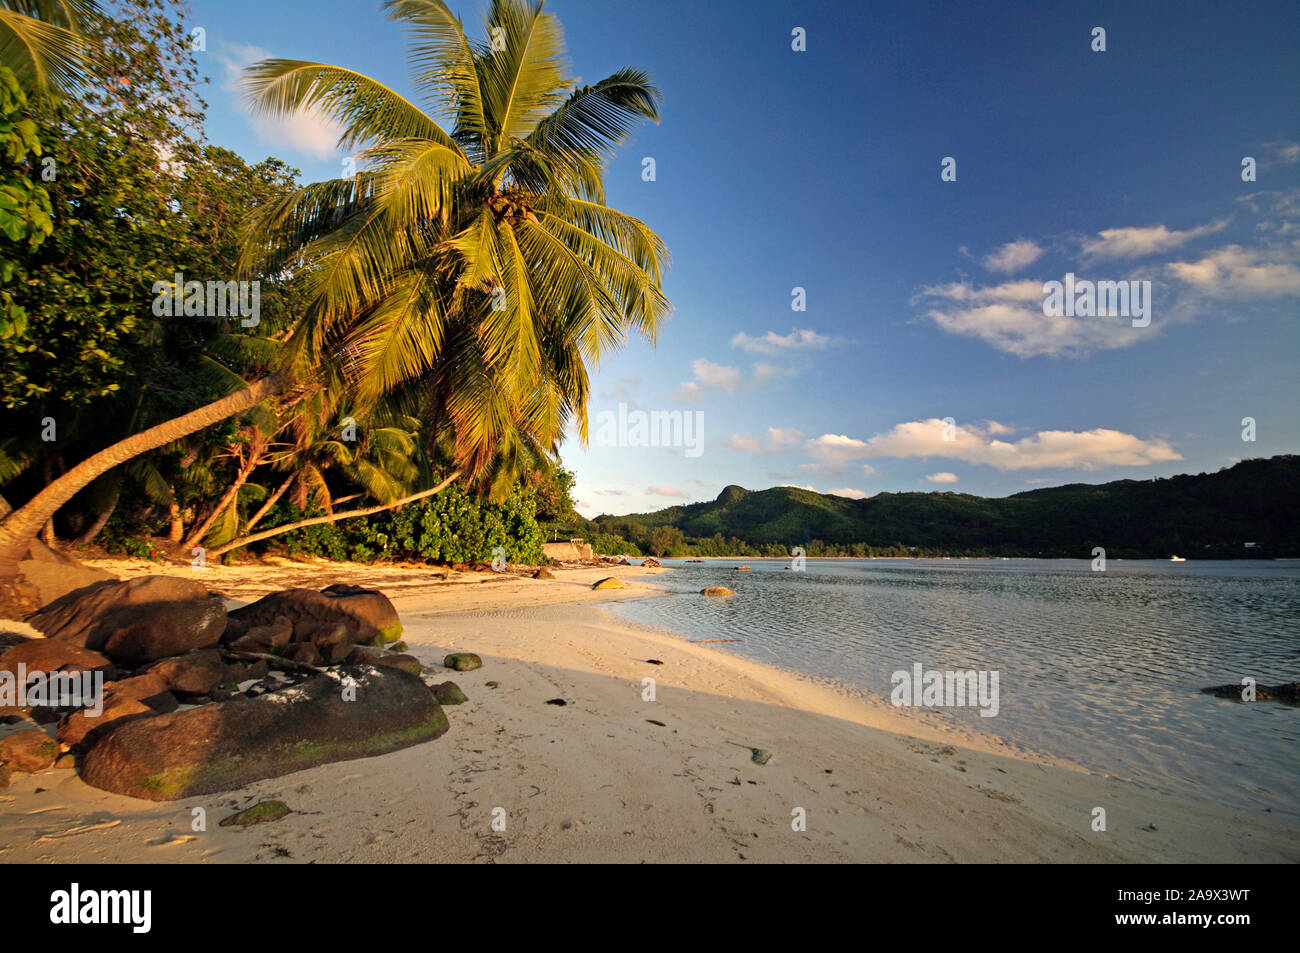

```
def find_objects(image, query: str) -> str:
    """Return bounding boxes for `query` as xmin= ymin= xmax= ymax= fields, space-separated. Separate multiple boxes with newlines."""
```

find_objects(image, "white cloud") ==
xmin=826 ymin=487 xmax=869 ymax=499
xmin=926 ymin=472 xmax=959 ymax=484
xmin=983 ymin=240 xmax=1043 ymax=274
xmin=805 ymin=418 xmax=1181 ymax=471
xmin=220 ymin=42 xmax=344 ymax=161
xmin=915 ymin=278 xmax=1153 ymax=358
xmin=779 ymin=484 xmax=816 ymax=492
xmin=1259 ymin=141 xmax=1300 ymax=169
xmin=672 ymin=381 xmax=706 ymax=404
xmin=753 ymin=362 xmax=798 ymax=384
xmin=1080 ymin=220 xmax=1228 ymax=261
xmin=722 ymin=434 xmax=762 ymax=453
xmin=805 ymin=433 xmax=872 ymax=462
xmin=1166 ymin=245 xmax=1300 ymax=297
xmin=646 ymin=485 xmax=685 ymax=498
xmin=766 ymin=427 xmax=804 ymax=449
xmin=731 ymin=328 xmax=834 ymax=354
xmin=689 ymin=358 xmax=742 ymax=392
xmin=721 ymin=427 xmax=805 ymax=454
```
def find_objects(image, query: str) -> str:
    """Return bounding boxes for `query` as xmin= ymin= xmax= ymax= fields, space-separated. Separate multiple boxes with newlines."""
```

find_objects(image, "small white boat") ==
xmin=1169 ymin=555 xmax=1186 ymax=562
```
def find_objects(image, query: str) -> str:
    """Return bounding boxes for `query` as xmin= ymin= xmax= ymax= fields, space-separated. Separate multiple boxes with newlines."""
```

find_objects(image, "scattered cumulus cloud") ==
xmin=915 ymin=278 xmax=1153 ymax=358
xmin=646 ymin=485 xmax=686 ymax=498
xmin=806 ymin=418 xmax=1181 ymax=471
xmin=723 ymin=427 xmax=806 ymax=454
xmin=722 ymin=434 xmax=762 ymax=453
xmin=926 ymin=472 xmax=959 ymax=484
xmin=731 ymin=328 xmax=835 ymax=354
xmin=1080 ymin=220 xmax=1228 ymax=261
xmin=1165 ymin=245 xmax=1300 ymax=297
xmin=983 ymin=239 xmax=1043 ymax=274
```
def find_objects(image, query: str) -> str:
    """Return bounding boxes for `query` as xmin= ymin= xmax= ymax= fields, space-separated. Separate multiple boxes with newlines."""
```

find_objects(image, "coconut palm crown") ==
xmin=0 ymin=0 xmax=99 ymax=91
xmin=241 ymin=0 xmax=670 ymax=497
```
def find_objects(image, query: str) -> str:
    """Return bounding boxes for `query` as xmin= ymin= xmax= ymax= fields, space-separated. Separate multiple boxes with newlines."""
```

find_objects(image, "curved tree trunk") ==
xmin=180 ymin=440 xmax=265 ymax=553
xmin=0 ymin=373 xmax=289 ymax=585
xmin=71 ymin=479 xmax=122 ymax=548
xmin=243 ymin=472 xmax=295 ymax=535
xmin=208 ymin=471 xmax=461 ymax=558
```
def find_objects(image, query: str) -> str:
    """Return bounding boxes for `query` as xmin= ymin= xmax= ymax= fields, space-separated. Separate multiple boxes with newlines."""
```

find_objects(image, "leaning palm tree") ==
xmin=241 ymin=0 xmax=670 ymax=489
xmin=0 ymin=0 xmax=99 ymax=92
xmin=0 ymin=0 xmax=668 ymax=604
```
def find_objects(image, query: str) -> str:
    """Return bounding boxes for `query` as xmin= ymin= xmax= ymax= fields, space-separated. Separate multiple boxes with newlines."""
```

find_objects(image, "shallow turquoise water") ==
xmin=608 ymin=558 xmax=1300 ymax=815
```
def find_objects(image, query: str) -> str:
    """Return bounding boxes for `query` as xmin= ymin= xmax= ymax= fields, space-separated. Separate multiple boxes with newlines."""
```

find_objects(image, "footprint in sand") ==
xmin=146 ymin=834 xmax=199 ymax=847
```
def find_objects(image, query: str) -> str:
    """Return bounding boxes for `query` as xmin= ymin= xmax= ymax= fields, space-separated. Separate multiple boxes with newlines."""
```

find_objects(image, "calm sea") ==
xmin=608 ymin=558 xmax=1300 ymax=815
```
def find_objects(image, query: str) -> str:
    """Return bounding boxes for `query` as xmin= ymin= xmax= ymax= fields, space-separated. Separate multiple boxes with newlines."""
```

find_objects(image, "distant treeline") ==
xmin=566 ymin=456 xmax=1300 ymax=558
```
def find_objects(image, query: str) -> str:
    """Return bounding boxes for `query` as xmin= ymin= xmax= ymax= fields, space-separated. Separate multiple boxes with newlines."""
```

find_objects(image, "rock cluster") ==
xmin=0 ymin=577 xmax=450 ymax=799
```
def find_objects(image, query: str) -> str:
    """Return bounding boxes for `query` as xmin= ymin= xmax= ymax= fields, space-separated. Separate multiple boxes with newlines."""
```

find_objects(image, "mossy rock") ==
xmin=374 ymin=653 xmax=422 ymax=676
xmin=374 ymin=622 xmax=404 ymax=646
xmin=79 ymin=668 xmax=450 ymax=801
xmin=431 ymin=681 xmax=467 ymax=705
xmin=592 ymin=577 xmax=625 ymax=590
xmin=443 ymin=653 xmax=482 ymax=672
xmin=701 ymin=586 xmax=736 ymax=597
xmin=219 ymin=799 xmax=291 ymax=827
xmin=389 ymin=640 xmax=408 ymax=653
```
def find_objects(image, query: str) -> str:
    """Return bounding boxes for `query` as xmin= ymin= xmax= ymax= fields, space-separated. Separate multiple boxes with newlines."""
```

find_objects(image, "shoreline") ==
xmin=1 ymin=557 xmax=1296 ymax=863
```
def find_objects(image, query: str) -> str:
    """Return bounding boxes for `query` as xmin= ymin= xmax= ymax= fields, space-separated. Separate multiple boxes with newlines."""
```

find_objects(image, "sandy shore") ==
xmin=1 ymin=557 xmax=1295 ymax=863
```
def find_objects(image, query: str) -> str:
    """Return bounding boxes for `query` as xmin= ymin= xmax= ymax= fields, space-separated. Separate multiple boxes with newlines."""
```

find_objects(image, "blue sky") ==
xmin=190 ymin=0 xmax=1300 ymax=517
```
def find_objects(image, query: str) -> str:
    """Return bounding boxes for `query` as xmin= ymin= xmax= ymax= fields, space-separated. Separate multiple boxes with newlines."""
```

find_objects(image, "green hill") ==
xmin=586 ymin=456 xmax=1300 ymax=558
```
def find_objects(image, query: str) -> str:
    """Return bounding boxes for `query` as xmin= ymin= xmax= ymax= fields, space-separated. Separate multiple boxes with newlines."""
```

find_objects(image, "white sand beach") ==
xmin=1 ymin=559 xmax=1295 ymax=864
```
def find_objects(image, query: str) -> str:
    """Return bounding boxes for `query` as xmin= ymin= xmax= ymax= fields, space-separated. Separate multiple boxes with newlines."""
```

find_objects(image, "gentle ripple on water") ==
xmin=609 ymin=558 xmax=1300 ymax=814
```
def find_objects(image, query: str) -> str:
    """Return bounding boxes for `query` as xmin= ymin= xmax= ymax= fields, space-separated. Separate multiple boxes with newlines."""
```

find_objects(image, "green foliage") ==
xmin=647 ymin=524 xmax=684 ymax=556
xmin=582 ymin=531 xmax=641 ymax=556
xmin=527 ymin=465 xmax=578 ymax=523
xmin=263 ymin=481 xmax=546 ymax=565
xmin=0 ymin=64 xmax=51 ymax=340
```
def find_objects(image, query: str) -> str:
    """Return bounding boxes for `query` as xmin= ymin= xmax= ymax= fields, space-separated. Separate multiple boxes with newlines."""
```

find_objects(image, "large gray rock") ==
xmin=225 ymin=584 xmax=402 ymax=648
xmin=141 ymin=649 xmax=224 ymax=696
xmin=79 ymin=664 xmax=448 ymax=800
xmin=26 ymin=576 xmax=225 ymax=665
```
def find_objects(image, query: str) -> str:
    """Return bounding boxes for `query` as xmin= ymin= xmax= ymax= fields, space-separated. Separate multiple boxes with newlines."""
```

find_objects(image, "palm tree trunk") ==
xmin=71 ymin=479 xmax=122 ymax=548
xmin=168 ymin=501 xmax=184 ymax=546
xmin=180 ymin=446 xmax=264 ymax=553
xmin=243 ymin=472 xmax=295 ymax=535
xmin=0 ymin=373 xmax=289 ymax=584
xmin=208 ymin=471 xmax=461 ymax=558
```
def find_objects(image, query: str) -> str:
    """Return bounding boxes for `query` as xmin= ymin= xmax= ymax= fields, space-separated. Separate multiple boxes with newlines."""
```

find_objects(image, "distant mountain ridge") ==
xmin=592 ymin=456 xmax=1300 ymax=558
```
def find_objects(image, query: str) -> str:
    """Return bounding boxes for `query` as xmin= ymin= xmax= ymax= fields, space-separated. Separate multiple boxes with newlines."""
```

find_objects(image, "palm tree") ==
xmin=0 ymin=0 xmax=668 ymax=606
xmin=241 ymin=0 xmax=670 ymax=490
xmin=0 ymin=0 xmax=100 ymax=92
